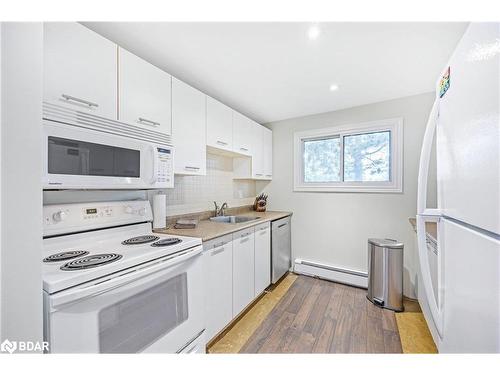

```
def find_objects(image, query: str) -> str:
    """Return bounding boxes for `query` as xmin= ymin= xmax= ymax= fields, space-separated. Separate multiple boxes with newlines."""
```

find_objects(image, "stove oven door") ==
xmin=45 ymin=247 xmax=205 ymax=353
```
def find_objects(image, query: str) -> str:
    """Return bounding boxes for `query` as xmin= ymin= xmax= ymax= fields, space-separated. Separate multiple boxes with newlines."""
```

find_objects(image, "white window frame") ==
xmin=294 ymin=118 xmax=403 ymax=193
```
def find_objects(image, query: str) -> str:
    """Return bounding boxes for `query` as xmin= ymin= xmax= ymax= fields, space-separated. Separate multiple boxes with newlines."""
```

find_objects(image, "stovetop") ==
xmin=42 ymin=222 xmax=201 ymax=294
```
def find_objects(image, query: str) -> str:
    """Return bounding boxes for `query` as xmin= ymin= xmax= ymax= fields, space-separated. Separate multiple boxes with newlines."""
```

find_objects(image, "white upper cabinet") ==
xmin=232 ymin=112 xmax=253 ymax=156
xmin=263 ymin=127 xmax=273 ymax=179
xmin=172 ymin=78 xmax=206 ymax=175
xmin=118 ymin=47 xmax=172 ymax=135
xmin=250 ymin=123 xmax=265 ymax=179
xmin=43 ymin=23 xmax=117 ymax=119
xmin=206 ymin=97 xmax=233 ymax=151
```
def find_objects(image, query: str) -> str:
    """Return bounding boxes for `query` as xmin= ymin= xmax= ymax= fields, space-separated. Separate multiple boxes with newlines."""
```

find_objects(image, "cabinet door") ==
xmin=232 ymin=112 xmax=253 ymax=156
xmin=263 ymin=127 xmax=273 ymax=179
xmin=118 ymin=48 xmax=172 ymax=135
xmin=203 ymin=237 xmax=233 ymax=342
xmin=206 ymin=97 xmax=233 ymax=151
xmin=43 ymin=22 xmax=117 ymax=119
xmin=250 ymin=123 xmax=264 ymax=179
xmin=254 ymin=223 xmax=271 ymax=297
xmin=232 ymin=227 xmax=255 ymax=317
xmin=172 ymin=78 xmax=206 ymax=175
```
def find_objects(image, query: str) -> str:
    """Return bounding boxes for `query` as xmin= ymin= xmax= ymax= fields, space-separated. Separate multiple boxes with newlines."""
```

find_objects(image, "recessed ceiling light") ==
xmin=307 ymin=25 xmax=320 ymax=40
xmin=329 ymin=84 xmax=339 ymax=92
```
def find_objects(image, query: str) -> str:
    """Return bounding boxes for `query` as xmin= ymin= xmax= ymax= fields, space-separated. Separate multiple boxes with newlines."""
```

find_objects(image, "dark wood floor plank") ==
xmin=366 ymin=314 xmax=385 ymax=353
xmin=311 ymin=317 xmax=336 ymax=353
xmin=241 ymin=275 xmax=403 ymax=354
xmin=304 ymin=280 xmax=334 ymax=337
xmin=329 ymin=286 xmax=355 ymax=353
xmin=383 ymin=330 xmax=403 ymax=353
xmin=381 ymin=309 xmax=398 ymax=333
xmin=324 ymin=282 xmax=344 ymax=320
xmin=349 ymin=287 xmax=368 ymax=353
xmin=256 ymin=311 xmax=296 ymax=353
xmin=290 ymin=279 xmax=322 ymax=331
xmin=239 ymin=289 xmax=298 ymax=353
xmin=285 ymin=275 xmax=315 ymax=314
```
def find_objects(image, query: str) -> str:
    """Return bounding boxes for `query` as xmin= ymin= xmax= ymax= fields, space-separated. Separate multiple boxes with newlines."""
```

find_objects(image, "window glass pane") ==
xmin=303 ymin=137 xmax=341 ymax=182
xmin=343 ymin=131 xmax=391 ymax=182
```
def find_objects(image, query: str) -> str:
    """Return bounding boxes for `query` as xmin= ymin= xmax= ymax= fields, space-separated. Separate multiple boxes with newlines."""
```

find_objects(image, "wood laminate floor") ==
xmin=239 ymin=275 xmax=402 ymax=353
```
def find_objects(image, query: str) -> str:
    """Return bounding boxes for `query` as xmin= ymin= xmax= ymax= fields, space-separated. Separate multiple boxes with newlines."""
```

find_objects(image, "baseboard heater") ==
xmin=294 ymin=259 xmax=368 ymax=289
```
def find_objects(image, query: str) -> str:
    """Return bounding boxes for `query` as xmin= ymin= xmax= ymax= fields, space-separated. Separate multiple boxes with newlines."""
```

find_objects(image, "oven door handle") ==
xmin=50 ymin=246 xmax=202 ymax=308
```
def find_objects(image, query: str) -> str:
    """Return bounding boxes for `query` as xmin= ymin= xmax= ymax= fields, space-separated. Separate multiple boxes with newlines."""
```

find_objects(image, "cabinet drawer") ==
xmin=255 ymin=222 xmax=270 ymax=233
xmin=203 ymin=234 xmax=233 ymax=250
xmin=233 ymin=227 xmax=255 ymax=241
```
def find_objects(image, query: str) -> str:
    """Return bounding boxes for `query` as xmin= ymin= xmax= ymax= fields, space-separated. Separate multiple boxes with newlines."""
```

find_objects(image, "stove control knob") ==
xmin=52 ymin=210 xmax=67 ymax=222
xmin=138 ymin=208 xmax=146 ymax=216
xmin=125 ymin=206 xmax=134 ymax=214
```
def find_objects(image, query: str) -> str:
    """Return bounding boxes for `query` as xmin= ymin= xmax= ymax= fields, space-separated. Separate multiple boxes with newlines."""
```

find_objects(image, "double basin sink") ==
xmin=209 ymin=215 xmax=261 ymax=224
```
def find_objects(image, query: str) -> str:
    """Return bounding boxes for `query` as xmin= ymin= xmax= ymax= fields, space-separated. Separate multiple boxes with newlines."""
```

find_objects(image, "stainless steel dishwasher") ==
xmin=271 ymin=216 xmax=291 ymax=283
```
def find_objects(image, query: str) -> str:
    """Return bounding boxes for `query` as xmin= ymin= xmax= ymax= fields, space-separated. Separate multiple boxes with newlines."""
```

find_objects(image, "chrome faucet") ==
xmin=220 ymin=202 xmax=228 ymax=216
xmin=213 ymin=201 xmax=228 ymax=217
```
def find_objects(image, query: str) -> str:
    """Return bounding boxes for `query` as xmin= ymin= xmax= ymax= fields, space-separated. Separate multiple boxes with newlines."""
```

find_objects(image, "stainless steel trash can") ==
xmin=367 ymin=238 xmax=404 ymax=312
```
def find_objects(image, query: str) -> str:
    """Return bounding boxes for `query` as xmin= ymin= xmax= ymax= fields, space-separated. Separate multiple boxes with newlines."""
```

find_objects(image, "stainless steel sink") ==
xmin=209 ymin=215 xmax=260 ymax=224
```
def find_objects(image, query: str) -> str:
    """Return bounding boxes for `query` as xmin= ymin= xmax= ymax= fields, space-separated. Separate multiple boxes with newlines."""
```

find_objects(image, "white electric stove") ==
xmin=42 ymin=200 xmax=205 ymax=354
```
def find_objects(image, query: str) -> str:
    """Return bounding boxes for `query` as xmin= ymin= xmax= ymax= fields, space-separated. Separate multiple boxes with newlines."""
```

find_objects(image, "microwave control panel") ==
xmin=155 ymin=147 xmax=174 ymax=188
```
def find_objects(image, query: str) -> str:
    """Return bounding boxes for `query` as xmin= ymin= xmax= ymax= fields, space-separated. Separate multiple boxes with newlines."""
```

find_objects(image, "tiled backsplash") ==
xmin=159 ymin=153 xmax=257 ymax=216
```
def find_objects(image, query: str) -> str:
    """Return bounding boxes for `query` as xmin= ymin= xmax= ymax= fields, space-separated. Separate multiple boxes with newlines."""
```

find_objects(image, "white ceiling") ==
xmin=83 ymin=22 xmax=468 ymax=123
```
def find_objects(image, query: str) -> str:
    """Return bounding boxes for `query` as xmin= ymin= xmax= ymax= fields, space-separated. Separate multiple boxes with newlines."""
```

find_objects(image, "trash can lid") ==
xmin=368 ymin=238 xmax=404 ymax=249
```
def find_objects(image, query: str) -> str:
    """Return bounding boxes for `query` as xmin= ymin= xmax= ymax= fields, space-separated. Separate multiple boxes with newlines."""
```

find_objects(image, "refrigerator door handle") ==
xmin=417 ymin=98 xmax=441 ymax=217
xmin=416 ymin=97 xmax=444 ymax=337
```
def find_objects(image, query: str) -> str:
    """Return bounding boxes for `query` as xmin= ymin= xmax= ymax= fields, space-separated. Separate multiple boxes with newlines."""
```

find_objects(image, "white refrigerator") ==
xmin=417 ymin=22 xmax=499 ymax=353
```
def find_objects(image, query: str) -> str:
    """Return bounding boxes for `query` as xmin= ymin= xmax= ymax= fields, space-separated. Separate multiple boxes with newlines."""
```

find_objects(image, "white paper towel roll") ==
xmin=153 ymin=194 xmax=167 ymax=229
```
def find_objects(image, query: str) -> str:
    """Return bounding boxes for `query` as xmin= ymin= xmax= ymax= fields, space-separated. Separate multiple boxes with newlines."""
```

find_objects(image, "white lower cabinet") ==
xmin=232 ymin=227 xmax=255 ymax=317
xmin=203 ymin=222 xmax=272 ymax=341
xmin=254 ymin=222 xmax=271 ymax=297
xmin=203 ymin=235 xmax=233 ymax=342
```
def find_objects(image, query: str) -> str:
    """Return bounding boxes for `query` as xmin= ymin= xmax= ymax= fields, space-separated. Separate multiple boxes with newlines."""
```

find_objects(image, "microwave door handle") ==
xmin=150 ymin=145 xmax=158 ymax=185
xmin=50 ymin=246 xmax=202 ymax=309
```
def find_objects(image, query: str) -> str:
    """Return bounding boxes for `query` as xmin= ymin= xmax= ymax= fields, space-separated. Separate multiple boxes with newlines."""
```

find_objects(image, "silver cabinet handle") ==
xmin=240 ymin=232 xmax=252 ymax=238
xmin=240 ymin=237 xmax=250 ymax=243
xmin=185 ymin=166 xmax=200 ymax=170
xmin=255 ymin=173 xmax=263 ymax=176
xmin=278 ymin=223 xmax=288 ymax=228
xmin=259 ymin=230 xmax=267 ymax=235
xmin=216 ymin=140 xmax=228 ymax=146
xmin=240 ymin=147 xmax=249 ymax=151
xmin=138 ymin=117 xmax=160 ymax=127
xmin=265 ymin=175 xmax=272 ymax=177
xmin=61 ymin=94 xmax=98 ymax=108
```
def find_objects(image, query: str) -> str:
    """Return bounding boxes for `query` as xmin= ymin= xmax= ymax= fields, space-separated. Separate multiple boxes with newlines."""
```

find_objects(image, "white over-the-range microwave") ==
xmin=42 ymin=103 xmax=174 ymax=190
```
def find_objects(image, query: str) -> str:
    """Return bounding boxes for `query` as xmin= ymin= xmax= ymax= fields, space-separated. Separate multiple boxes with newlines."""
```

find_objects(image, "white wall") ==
xmin=0 ymin=23 xmax=44 ymax=344
xmin=264 ymin=92 xmax=436 ymax=298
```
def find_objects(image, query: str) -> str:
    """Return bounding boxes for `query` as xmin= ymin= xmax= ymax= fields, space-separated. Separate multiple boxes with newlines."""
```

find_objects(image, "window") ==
xmin=294 ymin=118 xmax=403 ymax=192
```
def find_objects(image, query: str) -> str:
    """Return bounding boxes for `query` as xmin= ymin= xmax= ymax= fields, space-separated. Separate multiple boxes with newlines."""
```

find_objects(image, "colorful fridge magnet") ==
xmin=439 ymin=67 xmax=450 ymax=98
